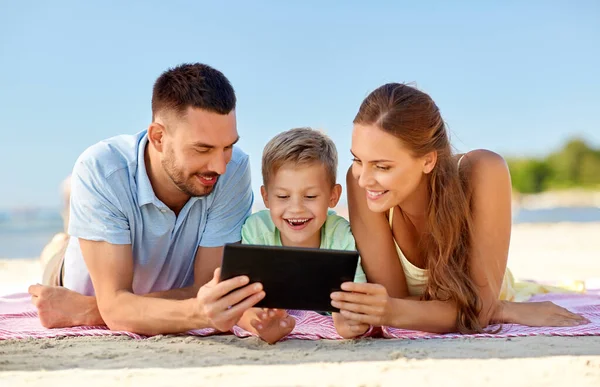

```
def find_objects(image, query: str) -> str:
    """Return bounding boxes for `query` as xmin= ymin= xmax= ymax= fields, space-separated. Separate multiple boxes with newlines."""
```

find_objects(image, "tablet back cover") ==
xmin=220 ymin=243 xmax=359 ymax=312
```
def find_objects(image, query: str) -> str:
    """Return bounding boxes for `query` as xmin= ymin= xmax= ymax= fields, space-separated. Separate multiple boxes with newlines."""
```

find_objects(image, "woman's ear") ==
xmin=260 ymin=185 xmax=270 ymax=208
xmin=147 ymin=122 xmax=166 ymax=153
xmin=423 ymin=151 xmax=438 ymax=174
xmin=329 ymin=184 xmax=342 ymax=208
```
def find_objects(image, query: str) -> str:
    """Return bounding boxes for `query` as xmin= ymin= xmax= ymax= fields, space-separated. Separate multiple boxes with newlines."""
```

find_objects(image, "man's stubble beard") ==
xmin=162 ymin=149 xmax=216 ymax=197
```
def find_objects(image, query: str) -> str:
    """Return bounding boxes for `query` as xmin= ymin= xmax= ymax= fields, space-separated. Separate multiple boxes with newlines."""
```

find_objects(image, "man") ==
xmin=28 ymin=63 xmax=265 ymax=335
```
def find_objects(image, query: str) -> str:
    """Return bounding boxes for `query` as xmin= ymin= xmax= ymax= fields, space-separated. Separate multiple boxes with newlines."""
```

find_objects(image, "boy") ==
xmin=236 ymin=128 xmax=370 ymax=343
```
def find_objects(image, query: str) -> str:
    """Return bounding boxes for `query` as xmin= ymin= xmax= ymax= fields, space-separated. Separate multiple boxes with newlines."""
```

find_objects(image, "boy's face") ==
xmin=261 ymin=163 xmax=342 ymax=248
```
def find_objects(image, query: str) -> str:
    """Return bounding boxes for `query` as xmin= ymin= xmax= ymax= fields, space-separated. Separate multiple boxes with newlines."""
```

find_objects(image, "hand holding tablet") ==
xmin=219 ymin=243 xmax=359 ymax=313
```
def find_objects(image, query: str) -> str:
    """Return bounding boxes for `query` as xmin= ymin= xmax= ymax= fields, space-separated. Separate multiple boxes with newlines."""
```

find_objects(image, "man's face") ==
xmin=161 ymin=107 xmax=238 ymax=197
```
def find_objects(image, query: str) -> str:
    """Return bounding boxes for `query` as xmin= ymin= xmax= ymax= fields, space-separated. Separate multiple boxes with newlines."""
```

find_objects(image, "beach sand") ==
xmin=1 ymin=222 xmax=600 ymax=386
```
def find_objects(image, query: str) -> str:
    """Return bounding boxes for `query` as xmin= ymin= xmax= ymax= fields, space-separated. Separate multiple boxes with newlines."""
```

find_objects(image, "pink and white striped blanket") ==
xmin=1 ymin=292 xmax=599 ymax=341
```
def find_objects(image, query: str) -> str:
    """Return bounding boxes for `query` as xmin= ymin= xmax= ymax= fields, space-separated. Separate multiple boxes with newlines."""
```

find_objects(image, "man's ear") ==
xmin=423 ymin=151 xmax=438 ymax=174
xmin=260 ymin=185 xmax=269 ymax=208
xmin=329 ymin=184 xmax=342 ymax=208
xmin=147 ymin=122 xmax=166 ymax=153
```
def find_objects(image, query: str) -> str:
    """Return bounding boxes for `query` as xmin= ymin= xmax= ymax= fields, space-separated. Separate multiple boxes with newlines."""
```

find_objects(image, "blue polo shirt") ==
xmin=62 ymin=131 xmax=253 ymax=296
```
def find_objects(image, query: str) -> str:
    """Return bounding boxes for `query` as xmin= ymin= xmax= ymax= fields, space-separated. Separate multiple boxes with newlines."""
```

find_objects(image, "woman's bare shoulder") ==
xmin=459 ymin=149 xmax=510 ymax=184
xmin=459 ymin=149 xmax=512 ymax=223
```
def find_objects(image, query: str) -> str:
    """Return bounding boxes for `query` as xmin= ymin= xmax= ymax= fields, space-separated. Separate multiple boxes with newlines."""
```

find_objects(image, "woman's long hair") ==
xmin=354 ymin=83 xmax=483 ymax=333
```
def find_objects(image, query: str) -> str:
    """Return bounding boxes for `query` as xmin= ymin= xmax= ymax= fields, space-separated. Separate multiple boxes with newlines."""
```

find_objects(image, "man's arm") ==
xmin=79 ymin=239 xmax=264 ymax=335
xmin=29 ymin=245 xmax=231 ymax=329
xmin=141 ymin=246 xmax=221 ymax=300
xmin=29 ymin=143 xmax=257 ymax=332
xmin=81 ymin=240 xmax=193 ymax=334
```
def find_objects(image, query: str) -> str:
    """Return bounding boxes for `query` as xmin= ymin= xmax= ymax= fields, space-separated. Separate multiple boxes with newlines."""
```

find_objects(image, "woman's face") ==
xmin=351 ymin=124 xmax=427 ymax=213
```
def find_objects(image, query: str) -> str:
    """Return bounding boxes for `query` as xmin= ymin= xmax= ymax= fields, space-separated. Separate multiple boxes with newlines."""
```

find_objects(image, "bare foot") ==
xmin=249 ymin=308 xmax=295 ymax=344
xmin=39 ymin=232 xmax=69 ymax=267
xmin=498 ymin=300 xmax=590 ymax=327
xmin=28 ymin=284 xmax=103 ymax=328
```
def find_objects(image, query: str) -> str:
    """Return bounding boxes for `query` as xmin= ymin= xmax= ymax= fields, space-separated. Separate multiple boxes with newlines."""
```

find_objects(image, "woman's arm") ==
xmin=346 ymin=168 xmax=409 ymax=298
xmin=463 ymin=150 xmax=513 ymax=324
xmin=339 ymin=150 xmax=510 ymax=332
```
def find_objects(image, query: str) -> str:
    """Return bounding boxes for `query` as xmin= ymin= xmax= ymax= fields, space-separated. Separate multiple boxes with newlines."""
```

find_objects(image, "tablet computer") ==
xmin=219 ymin=243 xmax=359 ymax=312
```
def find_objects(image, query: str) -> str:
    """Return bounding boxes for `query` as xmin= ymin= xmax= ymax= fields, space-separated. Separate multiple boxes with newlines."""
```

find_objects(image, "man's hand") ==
xmin=195 ymin=268 xmax=265 ymax=332
xmin=28 ymin=284 xmax=103 ymax=328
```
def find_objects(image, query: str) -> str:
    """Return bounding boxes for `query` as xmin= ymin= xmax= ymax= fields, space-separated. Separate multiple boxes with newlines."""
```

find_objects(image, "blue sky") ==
xmin=1 ymin=1 xmax=598 ymax=209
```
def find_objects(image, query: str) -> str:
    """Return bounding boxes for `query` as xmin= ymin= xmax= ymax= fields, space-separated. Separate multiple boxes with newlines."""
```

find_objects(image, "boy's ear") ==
xmin=260 ymin=185 xmax=269 ymax=208
xmin=329 ymin=184 xmax=342 ymax=208
xmin=423 ymin=150 xmax=438 ymax=174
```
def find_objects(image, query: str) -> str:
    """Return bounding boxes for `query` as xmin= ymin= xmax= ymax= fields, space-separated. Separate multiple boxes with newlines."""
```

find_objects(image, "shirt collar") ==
xmin=136 ymin=131 xmax=203 ymax=210
xmin=136 ymin=132 xmax=159 ymax=208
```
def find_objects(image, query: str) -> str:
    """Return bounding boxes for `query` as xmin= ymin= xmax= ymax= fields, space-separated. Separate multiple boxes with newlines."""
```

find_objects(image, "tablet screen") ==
xmin=220 ymin=243 xmax=359 ymax=312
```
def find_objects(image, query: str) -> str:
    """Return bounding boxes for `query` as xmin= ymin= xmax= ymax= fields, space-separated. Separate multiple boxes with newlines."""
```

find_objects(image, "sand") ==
xmin=1 ymin=222 xmax=600 ymax=386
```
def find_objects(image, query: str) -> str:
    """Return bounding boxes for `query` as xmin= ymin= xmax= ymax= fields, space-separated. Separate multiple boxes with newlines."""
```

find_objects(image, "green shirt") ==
xmin=241 ymin=210 xmax=366 ymax=283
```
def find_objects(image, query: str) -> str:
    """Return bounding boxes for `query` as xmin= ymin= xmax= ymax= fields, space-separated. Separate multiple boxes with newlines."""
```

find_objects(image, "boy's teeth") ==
xmin=287 ymin=218 xmax=309 ymax=225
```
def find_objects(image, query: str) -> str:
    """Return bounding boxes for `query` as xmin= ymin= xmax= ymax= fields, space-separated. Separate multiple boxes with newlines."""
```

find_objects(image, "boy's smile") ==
xmin=261 ymin=163 xmax=341 ymax=249
xmin=285 ymin=217 xmax=313 ymax=229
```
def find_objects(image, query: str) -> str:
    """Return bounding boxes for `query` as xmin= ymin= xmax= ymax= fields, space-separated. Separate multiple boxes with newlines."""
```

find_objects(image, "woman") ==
xmin=330 ymin=83 xmax=588 ymax=333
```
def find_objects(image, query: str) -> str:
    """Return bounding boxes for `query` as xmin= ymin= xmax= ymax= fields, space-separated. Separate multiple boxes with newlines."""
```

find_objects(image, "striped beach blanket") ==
xmin=1 ymin=291 xmax=598 ymax=341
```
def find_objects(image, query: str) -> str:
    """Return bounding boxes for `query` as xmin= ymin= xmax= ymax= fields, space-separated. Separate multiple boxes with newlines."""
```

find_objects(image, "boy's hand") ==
xmin=238 ymin=307 xmax=295 ymax=344
xmin=332 ymin=311 xmax=370 ymax=339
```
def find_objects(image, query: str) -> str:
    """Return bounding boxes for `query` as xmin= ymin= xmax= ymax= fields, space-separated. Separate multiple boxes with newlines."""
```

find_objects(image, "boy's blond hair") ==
xmin=262 ymin=128 xmax=338 ymax=188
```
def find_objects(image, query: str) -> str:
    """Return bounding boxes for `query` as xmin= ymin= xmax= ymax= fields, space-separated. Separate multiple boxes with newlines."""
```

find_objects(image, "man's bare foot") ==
xmin=249 ymin=308 xmax=295 ymax=344
xmin=28 ymin=284 xmax=103 ymax=328
xmin=497 ymin=300 xmax=590 ymax=327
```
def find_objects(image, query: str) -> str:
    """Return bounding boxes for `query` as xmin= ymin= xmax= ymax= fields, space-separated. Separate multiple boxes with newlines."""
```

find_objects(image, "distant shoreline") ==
xmin=513 ymin=189 xmax=600 ymax=210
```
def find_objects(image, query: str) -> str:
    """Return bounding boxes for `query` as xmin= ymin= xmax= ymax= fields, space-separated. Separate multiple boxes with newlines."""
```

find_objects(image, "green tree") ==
xmin=507 ymin=158 xmax=552 ymax=193
xmin=505 ymin=137 xmax=600 ymax=193
xmin=579 ymin=152 xmax=600 ymax=186
xmin=546 ymin=138 xmax=591 ymax=187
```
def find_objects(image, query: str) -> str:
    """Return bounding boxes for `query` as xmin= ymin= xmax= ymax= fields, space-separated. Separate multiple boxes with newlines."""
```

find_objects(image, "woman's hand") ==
xmin=332 ymin=312 xmax=370 ymax=339
xmin=330 ymin=282 xmax=398 ymax=327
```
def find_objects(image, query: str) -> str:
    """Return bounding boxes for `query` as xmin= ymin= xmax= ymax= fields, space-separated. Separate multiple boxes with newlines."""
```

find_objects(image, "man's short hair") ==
xmin=262 ymin=128 xmax=338 ymax=188
xmin=151 ymin=63 xmax=236 ymax=120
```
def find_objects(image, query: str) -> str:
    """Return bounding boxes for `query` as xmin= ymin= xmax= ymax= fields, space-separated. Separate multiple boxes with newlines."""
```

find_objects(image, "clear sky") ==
xmin=1 ymin=0 xmax=598 ymax=209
